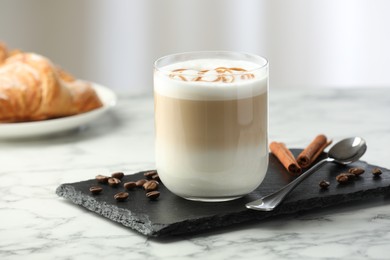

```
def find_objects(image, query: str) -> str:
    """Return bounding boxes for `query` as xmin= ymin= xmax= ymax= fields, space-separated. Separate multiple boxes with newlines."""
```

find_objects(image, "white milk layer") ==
xmin=155 ymin=142 xmax=268 ymax=198
xmin=154 ymin=59 xmax=268 ymax=101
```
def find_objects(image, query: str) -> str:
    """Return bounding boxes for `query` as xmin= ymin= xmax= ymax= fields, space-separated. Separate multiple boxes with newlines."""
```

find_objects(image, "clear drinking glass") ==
xmin=154 ymin=51 xmax=269 ymax=202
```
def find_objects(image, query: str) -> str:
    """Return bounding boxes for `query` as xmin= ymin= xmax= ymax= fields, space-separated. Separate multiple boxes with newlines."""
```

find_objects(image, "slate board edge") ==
xmin=56 ymin=184 xmax=156 ymax=236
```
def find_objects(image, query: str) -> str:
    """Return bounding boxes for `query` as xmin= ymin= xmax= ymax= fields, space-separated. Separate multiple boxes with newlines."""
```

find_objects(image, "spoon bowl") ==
xmin=328 ymin=137 xmax=367 ymax=164
xmin=246 ymin=137 xmax=367 ymax=211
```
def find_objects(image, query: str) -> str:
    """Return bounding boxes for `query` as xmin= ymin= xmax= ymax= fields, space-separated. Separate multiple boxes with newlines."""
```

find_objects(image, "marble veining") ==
xmin=0 ymin=88 xmax=390 ymax=259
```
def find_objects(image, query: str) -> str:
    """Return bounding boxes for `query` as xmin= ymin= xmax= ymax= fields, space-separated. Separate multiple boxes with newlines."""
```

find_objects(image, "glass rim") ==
xmin=154 ymin=51 xmax=268 ymax=76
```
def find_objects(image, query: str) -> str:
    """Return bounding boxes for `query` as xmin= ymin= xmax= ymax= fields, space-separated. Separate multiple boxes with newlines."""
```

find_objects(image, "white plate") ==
xmin=0 ymin=83 xmax=117 ymax=139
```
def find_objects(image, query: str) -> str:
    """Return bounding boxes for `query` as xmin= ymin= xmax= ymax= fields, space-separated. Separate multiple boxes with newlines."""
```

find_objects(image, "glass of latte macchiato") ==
xmin=154 ymin=51 xmax=268 ymax=202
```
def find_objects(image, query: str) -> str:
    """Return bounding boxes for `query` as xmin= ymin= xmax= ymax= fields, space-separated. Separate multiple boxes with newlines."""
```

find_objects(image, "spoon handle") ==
xmin=246 ymin=157 xmax=334 ymax=211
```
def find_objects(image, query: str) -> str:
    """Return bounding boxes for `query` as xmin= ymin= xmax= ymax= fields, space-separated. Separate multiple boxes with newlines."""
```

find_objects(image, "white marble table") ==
xmin=1 ymin=88 xmax=389 ymax=260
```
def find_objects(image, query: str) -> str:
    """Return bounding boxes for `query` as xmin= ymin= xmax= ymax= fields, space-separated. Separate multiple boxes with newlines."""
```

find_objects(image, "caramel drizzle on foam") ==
xmin=169 ymin=67 xmax=255 ymax=83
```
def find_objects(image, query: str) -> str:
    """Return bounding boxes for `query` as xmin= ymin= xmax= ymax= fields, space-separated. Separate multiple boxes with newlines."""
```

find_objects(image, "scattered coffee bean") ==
xmin=348 ymin=167 xmax=365 ymax=176
xmin=114 ymin=192 xmax=129 ymax=202
xmin=151 ymin=174 xmax=160 ymax=182
xmin=319 ymin=180 xmax=330 ymax=189
xmin=124 ymin=181 xmax=137 ymax=189
xmin=135 ymin=179 xmax=147 ymax=187
xmin=96 ymin=175 xmax=109 ymax=184
xmin=143 ymin=180 xmax=159 ymax=192
xmin=144 ymin=170 xmax=158 ymax=179
xmin=108 ymin=177 xmax=121 ymax=186
xmin=146 ymin=191 xmax=160 ymax=200
xmin=372 ymin=168 xmax=382 ymax=177
xmin=89 ymin=186 xmax=103 ymax=195
xmin=111 ymin=172 xmax=125 ymax=179
xmin=345 ymin=172 xmax=356 ymax=180
xmin=336 ymin=173 xmax=350 ymax=184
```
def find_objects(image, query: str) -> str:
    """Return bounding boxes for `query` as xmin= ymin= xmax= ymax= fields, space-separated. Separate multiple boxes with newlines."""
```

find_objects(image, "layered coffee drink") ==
xmin=154 ymin=52 xmax=268 ymax=201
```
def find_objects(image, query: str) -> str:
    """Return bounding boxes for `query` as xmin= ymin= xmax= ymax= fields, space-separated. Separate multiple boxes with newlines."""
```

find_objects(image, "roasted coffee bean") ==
xmin=348 ymin=167 xmax=365 ymax=176
xmin=114 ymin=192 xmax=129 ymax=202
xmin=151 ymin=174 xmax=160 ymax=182
xmin=108 ymin=177 xmax=121 ymax=186
xmin=96 ymin=175 xmax=109 ymax=184
xmin=124 ymin=181 xmax=137 ymax=189
xmin=336 ymin=173 xmax=349 ymax=184
xmin=143 ymin=180 xmax=159 ymax=192
xmin=146 ymin=191 xmax=160 ymax=200
xmin=345 ymin=172 xmax=356 ymax=180
xmin=135 ymin=179 xmax=147 ymax=187
xmin=144 ymin=170 xmax=158 ymax=179
xmin=339 ymin=172 xmax=355 ymax=181
xmin=111 ymin=172 xmax=125 ymax=179
xmin=372 ymin=168 xmax=382 ymax=177
xmin=319 ymin=180 xmax=330 ymax=189
xmin=89 ymin=186 xmax=103 ymax=195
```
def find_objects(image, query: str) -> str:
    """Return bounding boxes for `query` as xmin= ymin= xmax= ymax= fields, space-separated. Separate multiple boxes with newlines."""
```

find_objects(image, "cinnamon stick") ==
xmin=297 ymin=134 xmax=332 ymax=168
xmin=270 ymin=142 xmax=302 ymax=175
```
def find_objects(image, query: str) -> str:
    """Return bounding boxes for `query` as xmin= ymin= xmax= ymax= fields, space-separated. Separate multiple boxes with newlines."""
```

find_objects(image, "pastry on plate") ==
xmin=0 ymin=43 xmax=103 ymax=123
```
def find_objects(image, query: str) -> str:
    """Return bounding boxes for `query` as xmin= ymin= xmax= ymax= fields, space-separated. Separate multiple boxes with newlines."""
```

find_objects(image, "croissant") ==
xmin=0 ymin=42 xmax=7 ymax=65
xmin=0 ymin=50 xmax=103 ymax=123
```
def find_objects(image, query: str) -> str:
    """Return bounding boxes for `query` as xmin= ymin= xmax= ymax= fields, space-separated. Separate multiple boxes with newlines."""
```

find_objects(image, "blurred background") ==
xmin=1 ymin=0 xmax=390 ymax=94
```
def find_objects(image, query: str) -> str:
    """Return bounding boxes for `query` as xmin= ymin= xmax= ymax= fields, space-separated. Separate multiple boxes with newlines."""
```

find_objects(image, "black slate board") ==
xmin=56 ymin=149 xmax=390 ymax=237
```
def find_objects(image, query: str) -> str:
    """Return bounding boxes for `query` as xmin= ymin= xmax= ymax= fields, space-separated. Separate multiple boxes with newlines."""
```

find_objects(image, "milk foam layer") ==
xmin=154 ymin=59 xmax=268 ymax=101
